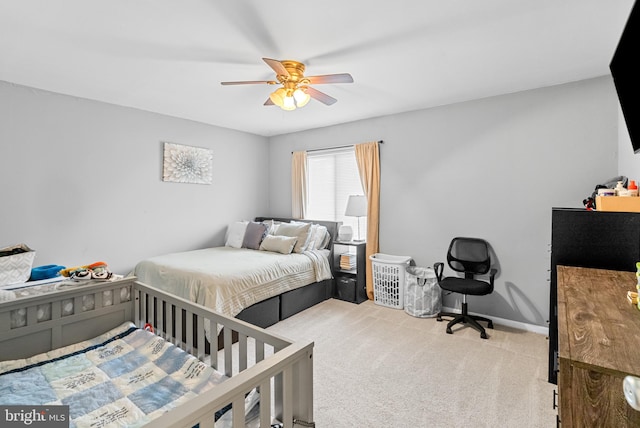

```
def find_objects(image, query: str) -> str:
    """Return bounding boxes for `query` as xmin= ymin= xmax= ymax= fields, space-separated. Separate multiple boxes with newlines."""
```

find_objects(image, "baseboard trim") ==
xmin=441 ymin=305 xmax=549 ymax=336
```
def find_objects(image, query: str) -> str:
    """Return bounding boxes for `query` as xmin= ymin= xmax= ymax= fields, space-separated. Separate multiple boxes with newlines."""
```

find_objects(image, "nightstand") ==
xmin=333 ymin=241 xmax=367 ymax=303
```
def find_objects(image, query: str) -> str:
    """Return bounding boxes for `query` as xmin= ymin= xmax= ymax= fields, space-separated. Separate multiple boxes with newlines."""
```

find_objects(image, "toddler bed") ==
xmin=133 ymin=218 xmax=340 ymax=333
xmin=0 ymin=277 xmax=315 ymax=428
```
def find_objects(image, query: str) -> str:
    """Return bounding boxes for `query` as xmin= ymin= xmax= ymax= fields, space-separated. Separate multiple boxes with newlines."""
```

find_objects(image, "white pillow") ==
xmin=276 ymin=222 xmax=312 ymax=254
xmin=290 ymin=221 xmax=318 ymax=252
xmin=319 ymin=228 xmax=331 ymax=249
xmin=313 ymin=225 xmax=330 ymax=249
xmin=259 ymin=235 xmax=297 ymax=254
xmin=301 ymin=223 xmax=318 ymax=251
xmin=291 ymin=222 xmax=330 ymax=250
xmin=225 ymin=221 xmax=248 ymax=248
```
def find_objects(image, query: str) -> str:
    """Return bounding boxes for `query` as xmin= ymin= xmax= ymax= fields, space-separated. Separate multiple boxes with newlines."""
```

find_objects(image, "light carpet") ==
xmin=266 ymin=298 xmax=557 ymax=428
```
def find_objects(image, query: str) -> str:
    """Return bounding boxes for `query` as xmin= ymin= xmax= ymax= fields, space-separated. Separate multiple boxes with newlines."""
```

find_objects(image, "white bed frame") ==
xmin=0 ymin=277 xmax=315 ymax=428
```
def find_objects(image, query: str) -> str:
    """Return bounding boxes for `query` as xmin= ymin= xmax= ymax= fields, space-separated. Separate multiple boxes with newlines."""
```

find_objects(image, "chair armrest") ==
xmin=489 ymin=268 xmax=497 ymax=285
xmin=433 ymin=262 xmax=444 ymax=281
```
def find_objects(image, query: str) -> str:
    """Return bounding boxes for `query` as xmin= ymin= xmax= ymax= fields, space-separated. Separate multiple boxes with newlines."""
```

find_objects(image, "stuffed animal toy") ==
xmin=60 ymin=261 xmax=112 ymax=280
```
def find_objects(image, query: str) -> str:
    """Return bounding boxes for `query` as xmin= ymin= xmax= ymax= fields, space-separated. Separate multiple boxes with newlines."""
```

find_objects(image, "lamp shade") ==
xmin=293 ymin=88 xmax=310 ymax=107
xmin=269 ymin=88 xmax=286 ymax=107
xmin=282 ymin=93 xmax=296 ymax=111
xmin=345 ymin=195 xmax=367 ymax=217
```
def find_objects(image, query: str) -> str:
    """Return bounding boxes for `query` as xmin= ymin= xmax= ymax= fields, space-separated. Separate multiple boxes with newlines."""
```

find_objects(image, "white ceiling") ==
xmin=0 ymin=1 xmax=635 ymax=137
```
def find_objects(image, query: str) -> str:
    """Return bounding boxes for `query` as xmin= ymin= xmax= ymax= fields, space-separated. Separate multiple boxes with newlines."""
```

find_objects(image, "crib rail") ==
xmin=0 ymin=278 xmax=134 ymax=360
xmin=153 ymin=340 xmax=314 ymax=428
xmin=0 ymin=277 xmax=314 ymax=428
xmin=135 ymin=280 xmax=314 ymax=428
xmin=134 ymin=282 xmax=313 ymax=428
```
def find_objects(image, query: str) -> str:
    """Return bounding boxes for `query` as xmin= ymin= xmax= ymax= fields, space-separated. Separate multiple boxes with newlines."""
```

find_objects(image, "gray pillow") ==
xmin=242 ymin=222 xmax=269 ymax=250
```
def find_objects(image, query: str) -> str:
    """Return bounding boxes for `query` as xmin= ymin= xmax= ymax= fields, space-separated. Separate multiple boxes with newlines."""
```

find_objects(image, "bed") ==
xmin=0 ymin=276 xmax=315 ymax=428
xmin=133 ymin=218 xmax=340 ymax=333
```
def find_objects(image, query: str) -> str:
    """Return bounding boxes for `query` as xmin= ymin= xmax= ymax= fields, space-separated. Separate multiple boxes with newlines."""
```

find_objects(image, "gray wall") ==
xmin=0 ymin=81 xmax=269 ymax=275
xmin=268 ymin=76 xmax=619 ymax=327
xmin=1 ymin=76 xmax=625 ymax=328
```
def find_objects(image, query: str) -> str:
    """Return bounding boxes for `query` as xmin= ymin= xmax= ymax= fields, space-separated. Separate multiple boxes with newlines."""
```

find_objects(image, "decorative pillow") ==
xmin=261 ymin=219 xmax=281 ymax=235
xmin=225 ymin=221 xmax=248 ymax=248
xmin=290 ymin=221 xmax=318 ymax=252
xmin=276 ymin=222 xmax=312 ymax=254
xmin=313 ymin=225 xmax=330 ymax=249
xmin=259 ymin=235 xmax=297 ymax=254
xmin=291 ymin=222 xmax=317 ymax=252
xmin=242 ymin=222 xmax=269 ymax=250
xmin=318 ymin=228 xmax=331 ymax=249
xmin=307 ymin=224 xmax=319 ymax=251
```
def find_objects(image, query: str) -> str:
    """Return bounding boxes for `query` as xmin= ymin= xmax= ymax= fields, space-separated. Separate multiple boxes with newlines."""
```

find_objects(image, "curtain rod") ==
xmin=292 ymin=140 xmax=383 ymax=154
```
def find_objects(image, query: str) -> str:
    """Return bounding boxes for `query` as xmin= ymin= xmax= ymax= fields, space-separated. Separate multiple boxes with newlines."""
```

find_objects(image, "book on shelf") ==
xmin=340 ymin=253 xmax=357 ymax=270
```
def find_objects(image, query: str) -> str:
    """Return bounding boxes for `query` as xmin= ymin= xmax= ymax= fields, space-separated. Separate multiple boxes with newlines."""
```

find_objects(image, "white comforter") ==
xmin=134 ymin=247 xmax=331 ymax=330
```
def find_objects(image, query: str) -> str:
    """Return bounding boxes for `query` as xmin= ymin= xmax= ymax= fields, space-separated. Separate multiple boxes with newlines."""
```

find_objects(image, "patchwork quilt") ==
xmin=0 ymin=322 xmax=226 ymax=427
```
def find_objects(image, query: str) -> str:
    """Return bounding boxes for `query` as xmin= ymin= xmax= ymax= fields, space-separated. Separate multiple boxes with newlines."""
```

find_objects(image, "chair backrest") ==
xmin=446 ymin=237 xmax=491 ymax=278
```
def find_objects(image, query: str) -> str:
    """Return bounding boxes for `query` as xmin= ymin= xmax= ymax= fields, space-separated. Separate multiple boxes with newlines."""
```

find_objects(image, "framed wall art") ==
xmin=162 ymin=142 xmax=213 ymax=184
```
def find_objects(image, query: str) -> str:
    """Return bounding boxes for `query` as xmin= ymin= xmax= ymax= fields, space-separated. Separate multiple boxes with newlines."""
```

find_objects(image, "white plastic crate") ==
xmin=370 ymin=253 xmax=412 ymax=309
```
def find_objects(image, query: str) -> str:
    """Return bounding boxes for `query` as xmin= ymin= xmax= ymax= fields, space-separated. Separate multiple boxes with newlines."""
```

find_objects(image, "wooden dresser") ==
xmin=557 ymin=266 xmax=640 ymax=427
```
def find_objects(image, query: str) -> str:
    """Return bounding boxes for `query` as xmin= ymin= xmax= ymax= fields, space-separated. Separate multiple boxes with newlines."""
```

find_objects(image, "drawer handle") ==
xmin=553 ymin=389 xmax=558 ymax=410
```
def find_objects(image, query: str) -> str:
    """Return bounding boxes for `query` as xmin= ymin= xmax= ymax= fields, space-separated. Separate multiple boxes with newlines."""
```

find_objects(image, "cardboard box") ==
xmin=596 ymin=196 xmax=640 ymax=213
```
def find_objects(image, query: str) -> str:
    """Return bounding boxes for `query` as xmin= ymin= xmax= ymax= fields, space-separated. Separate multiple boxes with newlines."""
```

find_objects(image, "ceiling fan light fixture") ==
xmin=282 ymin=93 xmax=296 ymax=111
xmin=293 ymin=87 xmax=310 ymax=107
xmin=222 ymin=58 xmax=353 ymax=110
xmin=269 ymin=87 xmax=286 ymax=107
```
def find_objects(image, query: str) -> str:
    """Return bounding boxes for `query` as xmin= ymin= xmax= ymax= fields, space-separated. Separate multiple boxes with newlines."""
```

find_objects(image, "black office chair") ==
xmin=434 ymin=237 xmax=497 ymax=339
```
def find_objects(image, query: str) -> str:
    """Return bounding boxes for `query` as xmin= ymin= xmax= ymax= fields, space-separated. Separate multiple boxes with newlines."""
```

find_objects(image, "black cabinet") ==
xmin=333 ymin=241 xmax=367 ymax=304
xmin=548 ymin=208 xmax=640 ymax=384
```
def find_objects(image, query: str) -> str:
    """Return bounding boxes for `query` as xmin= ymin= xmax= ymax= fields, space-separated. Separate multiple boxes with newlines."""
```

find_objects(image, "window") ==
xmin=306 ymin=147 xmax=367 ymax=238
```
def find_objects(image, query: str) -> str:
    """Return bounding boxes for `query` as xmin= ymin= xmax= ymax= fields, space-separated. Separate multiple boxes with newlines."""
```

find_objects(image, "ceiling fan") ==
xmin=221 ymin=58 xmax=354 ymax=111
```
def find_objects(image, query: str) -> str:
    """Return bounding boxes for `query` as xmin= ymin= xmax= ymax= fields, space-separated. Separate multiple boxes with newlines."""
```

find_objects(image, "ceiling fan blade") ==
xmin=220 ymin=80 xmax=276 ymax=85
xmin=305 ymin=86 xmax=337 ymax=106
xmin=307 ymin=73 xmax=354 ymax=84
xmin=263 ymin=58 xmax=290 ymax=77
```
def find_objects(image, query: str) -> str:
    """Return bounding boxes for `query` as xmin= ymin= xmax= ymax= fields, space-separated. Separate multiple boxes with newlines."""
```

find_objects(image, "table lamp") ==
xmin=345 ymin=195 xmax=367 ymax=241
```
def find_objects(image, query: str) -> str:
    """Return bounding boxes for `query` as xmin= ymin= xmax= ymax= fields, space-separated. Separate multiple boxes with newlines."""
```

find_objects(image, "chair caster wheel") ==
xmin=488 ymin=321 xmax=494 ymax=329
xmin=437 ymin=316 xmax=443 ymax=322
xmin=480 ymin=332 xmax=488 ymax=339
xmin=446 ymin=327 xmax=453 ymax=334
